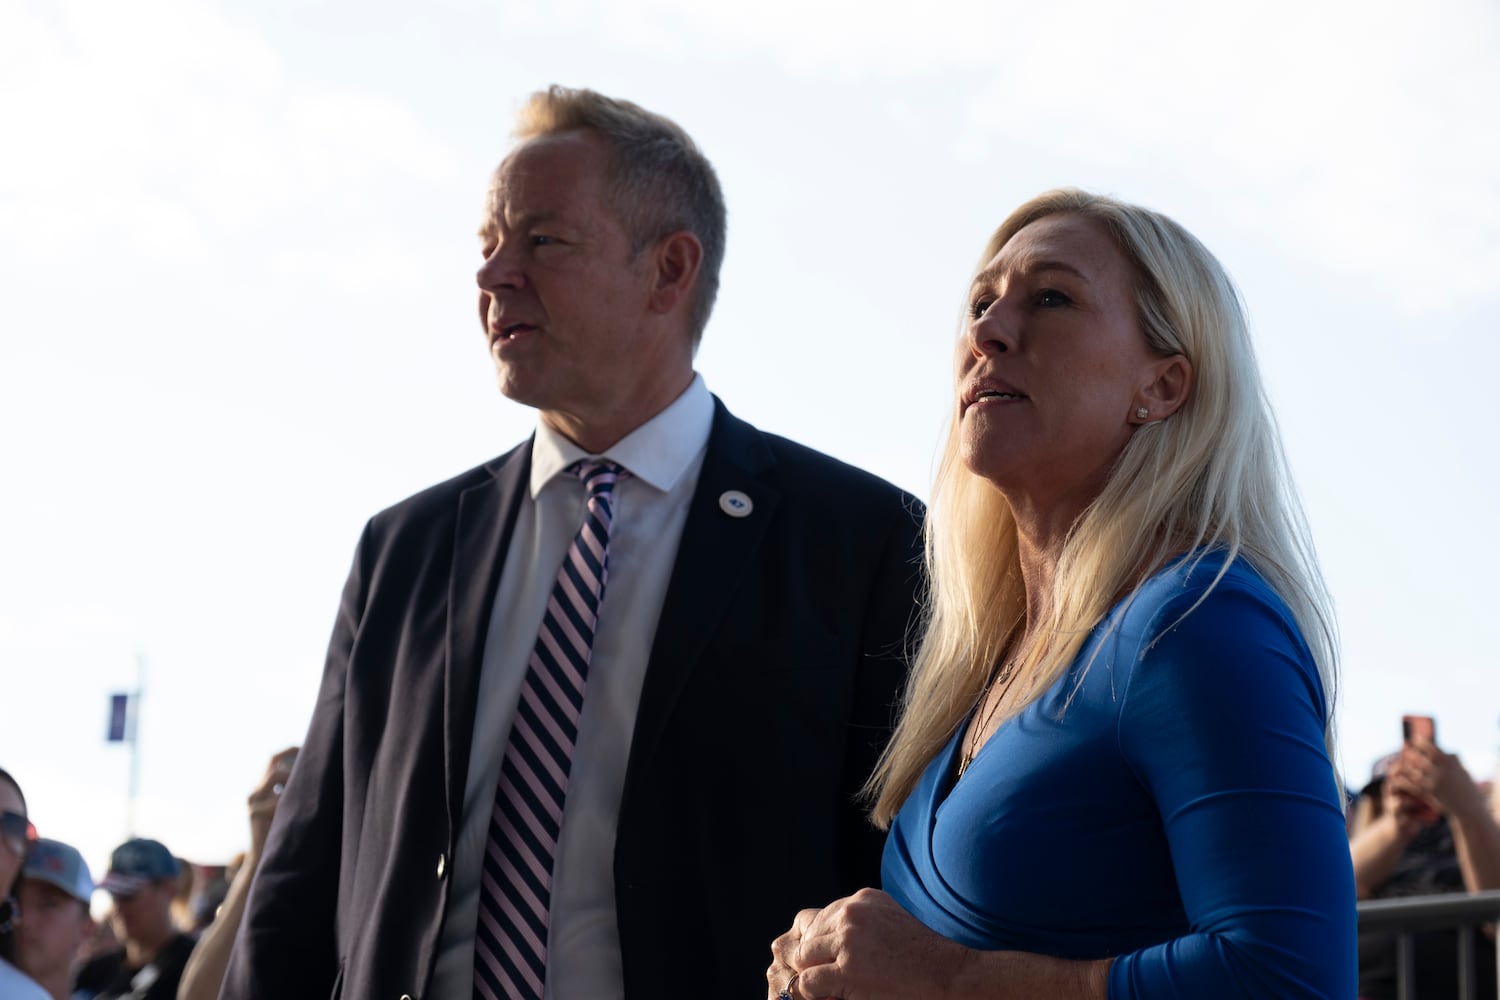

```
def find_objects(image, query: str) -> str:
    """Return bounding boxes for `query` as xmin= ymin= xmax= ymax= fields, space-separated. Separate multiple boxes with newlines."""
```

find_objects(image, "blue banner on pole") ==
xmin=107 ymin=693 xmax=130 ymax=742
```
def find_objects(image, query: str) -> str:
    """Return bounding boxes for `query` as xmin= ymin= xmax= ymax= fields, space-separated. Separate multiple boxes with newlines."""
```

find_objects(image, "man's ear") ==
xmin=646 ymin=230 xmax=703 ymax=316
xmin=1133 ymin=353 xmax=1192 ymax=423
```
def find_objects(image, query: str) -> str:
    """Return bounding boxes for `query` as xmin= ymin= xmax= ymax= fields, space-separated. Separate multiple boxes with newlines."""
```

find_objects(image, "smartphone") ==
xmin=1400 ymin=714 xmax=1440 ymax=825
xmin=1402 ymin=714 xmax=1436 ymax=745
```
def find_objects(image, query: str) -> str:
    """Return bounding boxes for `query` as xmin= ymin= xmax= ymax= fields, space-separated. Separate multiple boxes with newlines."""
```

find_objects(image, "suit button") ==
xmin=436 ymin=853 xmax=446 ymax=879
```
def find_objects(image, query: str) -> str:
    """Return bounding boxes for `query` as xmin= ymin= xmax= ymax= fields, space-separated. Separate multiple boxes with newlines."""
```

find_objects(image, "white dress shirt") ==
xmin=430 ymin=374 xmax=714 ymax=999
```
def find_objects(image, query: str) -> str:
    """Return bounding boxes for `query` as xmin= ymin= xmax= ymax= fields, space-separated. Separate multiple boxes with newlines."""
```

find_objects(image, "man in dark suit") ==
xmin=222 ymin=85 xmax=923 ymax=1000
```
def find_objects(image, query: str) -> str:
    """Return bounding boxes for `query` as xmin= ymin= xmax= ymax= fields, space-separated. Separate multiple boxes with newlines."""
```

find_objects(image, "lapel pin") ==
xmin=718 ymin=490 xmax=753 ymax=518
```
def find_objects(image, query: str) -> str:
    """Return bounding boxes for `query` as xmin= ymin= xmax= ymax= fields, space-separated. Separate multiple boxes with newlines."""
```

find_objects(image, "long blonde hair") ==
xmin=868 ymin=189 xmax=1338 ymax=827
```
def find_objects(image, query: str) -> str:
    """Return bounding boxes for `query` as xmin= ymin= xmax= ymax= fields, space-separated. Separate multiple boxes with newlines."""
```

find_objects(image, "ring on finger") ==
xmin=778 ymin=971 xmax=800 ymax=1000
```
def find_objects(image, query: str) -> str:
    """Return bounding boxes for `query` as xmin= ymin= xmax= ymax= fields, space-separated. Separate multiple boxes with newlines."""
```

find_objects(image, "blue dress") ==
xmin=882 ymin=552 xmax=1357 ymax=998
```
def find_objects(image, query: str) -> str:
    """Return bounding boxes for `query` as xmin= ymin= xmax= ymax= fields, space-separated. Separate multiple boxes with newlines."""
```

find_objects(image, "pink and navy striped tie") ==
xmin=474 ymin=459 xmax=627 ymax=1000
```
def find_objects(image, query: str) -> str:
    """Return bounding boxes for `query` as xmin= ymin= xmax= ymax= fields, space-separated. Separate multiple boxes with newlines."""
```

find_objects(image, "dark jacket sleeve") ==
xmin=838 ymin=497 xmax=926 ymax=893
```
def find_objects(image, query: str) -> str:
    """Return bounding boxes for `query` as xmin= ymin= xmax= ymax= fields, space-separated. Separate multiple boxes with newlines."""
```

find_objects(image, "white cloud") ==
xmin=0 ymin=610 xmax=139 ymax=653
xmin=592 ymin=0 xmax=1500 ymax=314
xmin=608 ymin=0 xmax=996 ymax=77
xmin=269 ymin=231 xmax=448 ymax=293
xmin=948 ymin=0 xmax=1500 ymax=313
xmin=0 ymin=0 xmax=464 ymax=260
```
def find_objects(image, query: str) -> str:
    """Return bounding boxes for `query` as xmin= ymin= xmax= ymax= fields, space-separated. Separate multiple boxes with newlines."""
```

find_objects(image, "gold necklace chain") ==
xmin=956 ymin=659 xmax=1022 ymax=779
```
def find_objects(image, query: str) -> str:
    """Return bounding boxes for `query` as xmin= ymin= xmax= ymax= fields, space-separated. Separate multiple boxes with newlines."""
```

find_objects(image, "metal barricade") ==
xmin=1357 ymin=890 xmax=1500 ymax=1000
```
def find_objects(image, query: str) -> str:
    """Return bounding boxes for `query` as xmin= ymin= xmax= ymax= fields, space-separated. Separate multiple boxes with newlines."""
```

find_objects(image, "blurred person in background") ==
xmin=75 ymin=839 xmax=194 ymax=1000
xmin=74 ymin=911 xmax=118 ymax=971
xmin=1 ymin=767 xmax=50 ymax=1000
xmin=1349 ymin=736 xmax=1500 ymax=999
xmin=177 ymin=747 xmax=295 ymax=1000
xmin=184 ymin=866 xmax=229 ymax=936
xmin=167 ymin=861 xmax=194 ymax=937
xmin=15 ymin=838 xmax=96 ymax=1000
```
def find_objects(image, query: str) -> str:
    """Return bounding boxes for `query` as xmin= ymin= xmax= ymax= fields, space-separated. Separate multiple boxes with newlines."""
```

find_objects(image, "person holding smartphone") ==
xmin=1347 ymin=716 xmax=1500 ymax=999
xmin=177 ymin=747 xmax=297 ymax=1000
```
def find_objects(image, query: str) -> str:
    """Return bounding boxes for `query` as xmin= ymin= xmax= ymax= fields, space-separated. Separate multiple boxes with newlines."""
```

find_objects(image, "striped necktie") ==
xmin=474 ymin=459 xmax=627 ymax=1000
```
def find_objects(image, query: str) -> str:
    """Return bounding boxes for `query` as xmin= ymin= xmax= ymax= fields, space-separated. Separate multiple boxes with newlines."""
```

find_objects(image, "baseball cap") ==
xmin=97 ymin=837 xmax=179 ymax=896
xmin=22 ymin=838 xmax=94 ymax=903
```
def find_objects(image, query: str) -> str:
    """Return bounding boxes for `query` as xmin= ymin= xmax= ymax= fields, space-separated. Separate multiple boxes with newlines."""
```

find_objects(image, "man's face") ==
xmin=107 ymin=879 xmax=173 ymax=945
xmin=476 ymin=129 xmax=682 ymax=445
xmin=14 ymin=879 xmax=90 ymax=981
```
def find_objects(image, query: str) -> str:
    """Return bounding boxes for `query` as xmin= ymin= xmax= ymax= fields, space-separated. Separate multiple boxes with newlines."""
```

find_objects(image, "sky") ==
xmin=2 ymin=0 xmax=1499 ymax=883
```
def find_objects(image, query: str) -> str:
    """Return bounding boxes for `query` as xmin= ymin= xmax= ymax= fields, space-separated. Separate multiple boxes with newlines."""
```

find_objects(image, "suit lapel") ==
xmin=444 ymin=441 xmax=531 ymax=833
xmin=626 ymin=400 xmax=778 ymax=775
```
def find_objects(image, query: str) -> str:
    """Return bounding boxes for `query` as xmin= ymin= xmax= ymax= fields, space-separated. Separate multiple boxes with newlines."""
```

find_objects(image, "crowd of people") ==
xmin=4 ymin=83 xmax=1499 ymax=1000
xmin=3 ymin=738 xmax=1498 ymax=998
xmin=0 ymin=752 xmax=293 ymax=1000
xmin=1347 ymin=741 xmax=1500 ymax=997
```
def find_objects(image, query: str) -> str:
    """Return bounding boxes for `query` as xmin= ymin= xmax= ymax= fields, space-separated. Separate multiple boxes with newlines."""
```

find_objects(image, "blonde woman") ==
xmin=768 ymin=190 xmax=1355 ymax=998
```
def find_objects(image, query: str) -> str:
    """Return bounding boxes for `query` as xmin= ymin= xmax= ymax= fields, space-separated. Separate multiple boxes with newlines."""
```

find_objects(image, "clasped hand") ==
xmin=766 ymin=888 xmax=971 ymax=1000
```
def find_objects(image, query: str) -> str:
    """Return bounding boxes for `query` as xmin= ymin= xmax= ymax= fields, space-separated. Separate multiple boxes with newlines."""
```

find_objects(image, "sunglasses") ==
xmin=1 ymin=810 xmax=38 ymax=860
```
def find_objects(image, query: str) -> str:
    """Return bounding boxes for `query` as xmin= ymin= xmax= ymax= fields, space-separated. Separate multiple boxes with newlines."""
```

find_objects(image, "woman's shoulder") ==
xmin=1103 ymin=548 xmax=1324 ymax=716
xmin=1099 ymin=549 xmax=1318 ymax=698
xmin=1119 ymin=548 xmax=1295 ymax=640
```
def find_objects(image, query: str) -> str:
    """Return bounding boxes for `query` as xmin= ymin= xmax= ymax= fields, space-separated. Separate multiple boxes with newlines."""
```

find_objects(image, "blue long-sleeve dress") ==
xmin=882 ymin=552 xmax=1357 ymax=998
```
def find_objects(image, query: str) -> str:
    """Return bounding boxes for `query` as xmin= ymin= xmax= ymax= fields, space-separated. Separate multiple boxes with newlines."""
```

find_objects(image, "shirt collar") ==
xmin=529 ymin=373 xmax=714 ymax=498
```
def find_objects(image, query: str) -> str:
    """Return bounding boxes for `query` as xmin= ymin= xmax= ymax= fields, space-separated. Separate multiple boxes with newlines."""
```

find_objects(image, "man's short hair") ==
xmin=514 ymin=85 xmax=727 ymax=347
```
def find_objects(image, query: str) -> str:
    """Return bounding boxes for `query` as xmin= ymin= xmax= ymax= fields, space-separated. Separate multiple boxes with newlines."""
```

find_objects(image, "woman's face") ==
xmin=0 ymin=778 xmax=27 ymax=892
xmin=957 ymin=213 xmax=1177 ymax=511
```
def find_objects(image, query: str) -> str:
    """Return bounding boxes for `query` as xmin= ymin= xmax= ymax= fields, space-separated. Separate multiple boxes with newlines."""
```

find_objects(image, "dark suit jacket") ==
xmin=222 ymin=398 xmax=924 ymax=1000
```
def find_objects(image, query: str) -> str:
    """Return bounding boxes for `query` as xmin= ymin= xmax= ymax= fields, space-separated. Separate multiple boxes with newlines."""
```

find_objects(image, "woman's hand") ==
xmin=767 ymin=888 xmax=975 ymax=1000
xmin=1391 ymin=742 xmax=1485 ymax=824
xmin=1377 ymin=764 xmax=1433 ymax=838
